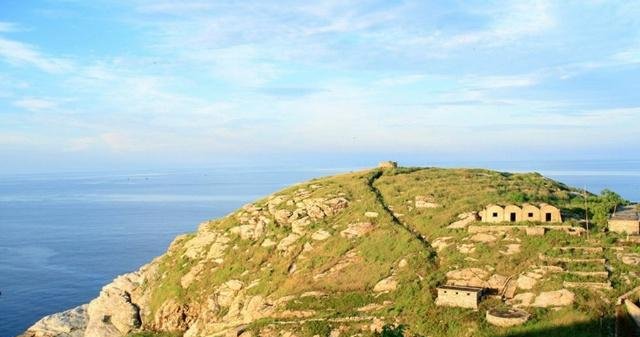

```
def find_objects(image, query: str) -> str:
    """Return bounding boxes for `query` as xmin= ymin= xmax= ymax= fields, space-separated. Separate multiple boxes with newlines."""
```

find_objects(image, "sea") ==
xmin=1 ymin=161 xmax=639 ymax=337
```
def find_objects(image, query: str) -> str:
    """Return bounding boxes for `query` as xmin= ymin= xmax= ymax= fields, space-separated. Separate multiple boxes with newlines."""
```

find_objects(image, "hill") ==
xmin=20 ymin=166 xmax=636 ymax=337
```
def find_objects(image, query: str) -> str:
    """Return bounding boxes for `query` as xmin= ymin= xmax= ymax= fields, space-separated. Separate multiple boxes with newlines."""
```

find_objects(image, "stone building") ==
xmin=608 ymin=205 xmax=640 ymax=234
xmin=504 ymin=204 xmax=523 ymax=222
xmin=378 ymin=161 xmax=398 ymax=169
xmin=480 ymin=203 xmax=562 ymax=223
xmin=482 ymin=204 xmax=506 ymax=223
xmin=540 ymin=203 xmax=562 ymax=222
xmin=435 ymin=285 xmax=484 ymax=309
xmin=522 ymin=203 xmax=541 ymax=222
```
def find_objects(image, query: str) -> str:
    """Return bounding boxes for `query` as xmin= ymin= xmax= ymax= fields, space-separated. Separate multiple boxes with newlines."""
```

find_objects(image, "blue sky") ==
xmin=1 ymin=1 xmax=639 ymax=173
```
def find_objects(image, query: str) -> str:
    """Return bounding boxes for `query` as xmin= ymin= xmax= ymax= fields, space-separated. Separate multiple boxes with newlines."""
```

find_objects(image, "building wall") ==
xmin=482 ymin=205 xmax=505 ymax=223
xmin=540 ymin=203 xmax=562 ymax=223
xmin=609 ymin=220 xmax=640 ymax=234
xmin=504 ymin=205 xmax=523 ymax=222
xmin=435 ymin=289 xmax=480 ymax=309
xmin=522 ymin=204 xmax=541 ymax=222
xmin=626 ymin=300 xmax=640 ymax=329
xmin=480 ymin=203 xmax=562 ymax=223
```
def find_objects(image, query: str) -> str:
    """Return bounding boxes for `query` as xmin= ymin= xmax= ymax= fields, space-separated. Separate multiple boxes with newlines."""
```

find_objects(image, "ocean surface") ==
xmin=1 ymin=161 xmax=639 ymax=337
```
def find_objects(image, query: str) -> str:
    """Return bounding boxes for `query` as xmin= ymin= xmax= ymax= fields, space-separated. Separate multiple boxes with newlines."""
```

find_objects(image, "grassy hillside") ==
xmin=130 ymin=167 xmax=636 ymax=337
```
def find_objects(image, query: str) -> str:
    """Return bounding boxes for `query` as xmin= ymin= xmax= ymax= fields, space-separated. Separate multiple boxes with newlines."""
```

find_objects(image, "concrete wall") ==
xmin=540 ymin=203 xmax=562 ymax=223
xmin=482 ymin=205 xmax=505 ymax=223
xmin=626 ymin=300 xmax=640 ymax=329
xmin=609 ymin=219 xmax=640 ymax=234
xmin=435 ymin=288 xmax=480 ymax=309
xmin=504 ymin=205 xmax=523 ymax=222
xmin=480 ymin=203 xmax=562 ymax=223
xmin=522 ymin=203 xmax=541 ymax=222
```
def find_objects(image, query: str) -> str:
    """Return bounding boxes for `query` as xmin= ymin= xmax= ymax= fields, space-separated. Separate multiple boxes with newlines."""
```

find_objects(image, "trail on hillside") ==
xmin=366 ymin=169 xmax=434 ymax=253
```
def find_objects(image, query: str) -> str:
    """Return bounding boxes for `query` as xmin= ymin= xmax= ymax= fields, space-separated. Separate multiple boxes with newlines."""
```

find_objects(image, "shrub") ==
xmin=375 ymin=324 xmax=405 ymax=337
xmin=302 ymin=320 xmax=332 ymax=337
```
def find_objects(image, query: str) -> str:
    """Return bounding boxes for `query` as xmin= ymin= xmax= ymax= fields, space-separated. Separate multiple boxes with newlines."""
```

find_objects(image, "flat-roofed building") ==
xmin=609 ymin=205 xmax=640 ymax=234
xmin=435 ymin=285 xmax=484 ymax=309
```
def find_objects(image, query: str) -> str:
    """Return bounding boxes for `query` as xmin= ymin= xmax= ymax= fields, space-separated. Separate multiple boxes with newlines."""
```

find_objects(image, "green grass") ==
xmin=126 ymin=332 xmax=182 ymax=337
xmin=132 ymin=167 xmax=636 ymax=337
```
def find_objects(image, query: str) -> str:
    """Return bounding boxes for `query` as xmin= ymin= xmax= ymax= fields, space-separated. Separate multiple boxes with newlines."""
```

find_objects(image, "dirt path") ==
xmin=366 ymin=169 xmax=432 ymax=251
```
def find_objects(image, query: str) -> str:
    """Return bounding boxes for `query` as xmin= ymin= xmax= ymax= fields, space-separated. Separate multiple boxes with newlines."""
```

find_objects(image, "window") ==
xmin=455 ymin=292 xmax=459 ymax=295
xmin=492 ymin=212 xmax=498 ymax=217
xmin=528 ymin=212 xmax=534 ymax=218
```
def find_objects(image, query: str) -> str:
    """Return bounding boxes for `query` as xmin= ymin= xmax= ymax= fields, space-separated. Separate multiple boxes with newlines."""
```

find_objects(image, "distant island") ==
xmin=20 ymin=164 xmax=640 ymax=337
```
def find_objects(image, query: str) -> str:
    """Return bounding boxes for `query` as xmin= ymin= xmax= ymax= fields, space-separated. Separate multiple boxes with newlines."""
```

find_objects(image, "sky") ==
xmin=0 ymin=1 xmax=639 ymax=173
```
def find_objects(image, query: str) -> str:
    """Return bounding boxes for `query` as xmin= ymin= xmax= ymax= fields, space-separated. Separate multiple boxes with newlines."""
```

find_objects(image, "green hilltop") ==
xmin=21 ymin=166 xmax=638 ymax=337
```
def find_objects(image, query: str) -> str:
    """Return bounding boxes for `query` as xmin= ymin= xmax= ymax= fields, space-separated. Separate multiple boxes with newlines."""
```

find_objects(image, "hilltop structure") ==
xmin=479 ymin=203 xmax=562 ymax=223
xmin=378 ymin=161 xmax=398 ymax=169
xmin=608 ymin=204 xmax=640 ymax=234
xmin=435 ymin=285 xmax=484 ymax=309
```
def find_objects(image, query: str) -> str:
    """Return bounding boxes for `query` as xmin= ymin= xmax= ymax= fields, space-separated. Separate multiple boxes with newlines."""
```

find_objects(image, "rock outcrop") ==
xmin=19 ymin=305 xmax=88 ymax=337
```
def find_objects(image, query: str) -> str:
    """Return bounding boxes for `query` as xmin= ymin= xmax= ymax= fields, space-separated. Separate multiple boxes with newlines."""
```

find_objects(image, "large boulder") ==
xmin=447 ymin=212 xmax=479 ymax=229
xmin=373 ymin=276 xmax=398 ymax=293
xmin=532 ymin=289 xmax=575 ymax=307
xmin=19 ymin=305 xmax=88 ymax=337
xmin=340 ymin=222 xmax=375 ymax=239
xmin=84 ymin=281 xmax=142 ymax=337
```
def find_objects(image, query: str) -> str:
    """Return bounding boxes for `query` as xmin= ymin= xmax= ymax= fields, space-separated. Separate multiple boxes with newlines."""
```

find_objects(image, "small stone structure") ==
xmin=435 ymin=285 xmax=484 ymax=309
xmin=486 ymin=308 xmax=530 ymax=327
xmin=468 ymin=225 xmax=584 ymax=236
xmin=525 ymin=227 xmax=546 ymax=236
xmin=608 ymin=205 xmax=640 ymax=234
xmin=479 ymin=203 xmax=562 ymax=223
xmin=378 ymin=161 xmax=398 ymax=169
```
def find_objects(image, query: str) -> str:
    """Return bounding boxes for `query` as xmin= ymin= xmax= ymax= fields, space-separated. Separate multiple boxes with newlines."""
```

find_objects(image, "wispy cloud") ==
xmin=0 ymin=21 xmax=20 ymax=32
xmin=13 ymin=98 xmax=59 ymax=111
xmin=1 ymin=0 xmax=639 ymax=172
xmin=0 ymin=36 xmax=72 ymax=73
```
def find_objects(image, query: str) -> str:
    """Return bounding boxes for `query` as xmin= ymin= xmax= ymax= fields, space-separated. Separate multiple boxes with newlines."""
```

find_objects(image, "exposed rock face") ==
xmin=500 ymin=244 xmax=521 ymax=255
xmin=277 ymin=233 xmax=300 ymax=252
xmin=446 ymin=268 xmax=489 ymax=288
xmin=532 ymin=289 xmax=575 ymax=307
xmin=19 ymin=305 xmax=88 ymax=337
xmin=373 ymin=276 xmax=398 ymax=293
xmin=509 ymin=292 xmax=535 ymax=307
xmin=469 ymin=233 xmax=497 ymax=243
xmin=414 ymin=196 xmax=440 ymax=209
xmin=84 ymin=272 xmax=146 ymax=337
xmin=517 ymin=275 xmax=538 ymax=290
xmin=311 ymin=229 xmax=331 ymax=241
xmin=432 ymin=236 xmax=453 ymax=252
xmin=340 ymin=222 xmax=375 ymax=239
xmin=447 ymin=212 xmax=479 ymax=229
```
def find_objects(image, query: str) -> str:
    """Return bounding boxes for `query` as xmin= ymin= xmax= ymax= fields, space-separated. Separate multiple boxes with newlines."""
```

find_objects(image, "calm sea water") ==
xmin=1 ymin=162 xmax=638 ymax=337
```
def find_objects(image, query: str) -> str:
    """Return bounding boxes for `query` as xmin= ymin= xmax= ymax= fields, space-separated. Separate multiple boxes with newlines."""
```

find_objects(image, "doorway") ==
xmin=545 ymin=213 xmax=552 ymax=222
xmin=510 ymin=213 xmax=517 ymax=222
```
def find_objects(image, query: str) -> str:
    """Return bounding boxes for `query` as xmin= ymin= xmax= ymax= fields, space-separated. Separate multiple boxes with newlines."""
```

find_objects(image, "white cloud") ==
xmin=374 ymin=74 xmax=425 ymax=87
xmin=0 ymin=22 xmax=20 ymax=32
xmin=0 ymin=36 xmax=72 ymax=73
xmin=461 ymin=74 xmax=541 ymax=89
xmin=0 ymin=133 xmax=32 ymax=145
xmin=13 ymin=98 xmax=58 ymax=111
